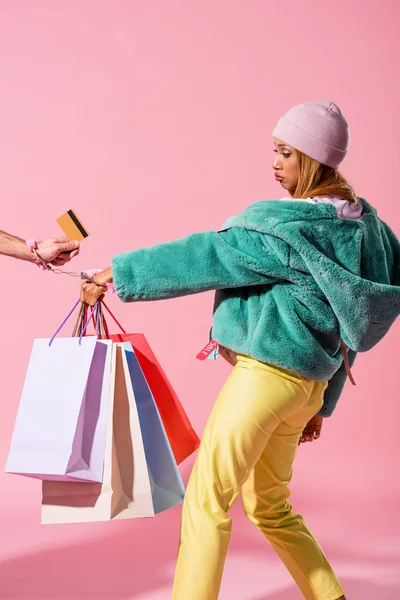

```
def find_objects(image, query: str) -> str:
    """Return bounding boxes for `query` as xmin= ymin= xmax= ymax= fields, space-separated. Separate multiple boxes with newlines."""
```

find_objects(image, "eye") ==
xmin=273 ymin=148 xmax=291 ymax=158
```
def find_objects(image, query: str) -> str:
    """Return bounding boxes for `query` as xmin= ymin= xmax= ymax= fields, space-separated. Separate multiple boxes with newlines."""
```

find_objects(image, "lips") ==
xmin=274 ymin=173 xmax=284 ymax=181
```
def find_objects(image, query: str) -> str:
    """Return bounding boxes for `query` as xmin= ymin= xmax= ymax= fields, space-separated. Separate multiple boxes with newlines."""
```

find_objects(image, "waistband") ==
xmin=219 ymin=341 xmax=356 ymax=385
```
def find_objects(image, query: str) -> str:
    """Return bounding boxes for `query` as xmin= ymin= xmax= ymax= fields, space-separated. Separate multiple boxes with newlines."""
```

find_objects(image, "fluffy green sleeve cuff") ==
xmin=317 ymin=349 xmax=358 ymax=417
xmin=111 ymin=227 xmax=285 ymax=302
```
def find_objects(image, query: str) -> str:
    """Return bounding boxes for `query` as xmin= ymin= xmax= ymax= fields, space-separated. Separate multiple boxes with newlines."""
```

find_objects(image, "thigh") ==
xmin=198 ymin=356 xmax=315 ymax=493
xmin=242 ymin=379 xmax=327 ymax=507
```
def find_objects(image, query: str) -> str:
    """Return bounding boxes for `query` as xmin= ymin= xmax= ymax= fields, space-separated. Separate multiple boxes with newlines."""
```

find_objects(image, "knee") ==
xmin=187 ymin=439 xmax=242 ymax=504
xmin=243 ymin=497 xmax=294 ymax=530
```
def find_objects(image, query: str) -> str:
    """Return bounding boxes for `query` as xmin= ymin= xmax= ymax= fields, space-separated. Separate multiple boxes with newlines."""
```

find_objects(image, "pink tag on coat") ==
xmin=196 ymin=340 xmax=219 ymax=360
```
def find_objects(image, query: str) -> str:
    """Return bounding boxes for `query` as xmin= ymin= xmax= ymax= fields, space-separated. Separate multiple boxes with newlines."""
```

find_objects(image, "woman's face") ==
xmin=272 ymin=137 xmax=300 ymax=193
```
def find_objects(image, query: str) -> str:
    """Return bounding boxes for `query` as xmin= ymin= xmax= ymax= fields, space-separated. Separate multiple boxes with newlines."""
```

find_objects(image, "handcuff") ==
xmin=26 ymin=239 xmax=112 ymax=290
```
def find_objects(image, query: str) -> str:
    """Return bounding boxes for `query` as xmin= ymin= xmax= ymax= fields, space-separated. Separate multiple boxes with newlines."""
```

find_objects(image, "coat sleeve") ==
xmin=317 ymin=349 xmax=358 ymax=417
xmin=111 ymin=227 xmax=288 ymax=302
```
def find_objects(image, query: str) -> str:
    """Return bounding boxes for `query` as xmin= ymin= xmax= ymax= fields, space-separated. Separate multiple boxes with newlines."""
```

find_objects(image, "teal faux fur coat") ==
xmin=112 ymin=197 xmax=400 ymax=417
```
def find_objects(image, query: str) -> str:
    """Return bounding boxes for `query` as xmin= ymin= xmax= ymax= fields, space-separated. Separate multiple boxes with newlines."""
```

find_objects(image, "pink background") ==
xmin=0 ymin=1 xmax=399 ymax=598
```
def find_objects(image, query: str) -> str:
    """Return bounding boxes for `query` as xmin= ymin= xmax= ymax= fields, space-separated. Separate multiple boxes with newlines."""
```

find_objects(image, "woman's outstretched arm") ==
xmin=80 ymin=227 xmax=289 ymax=306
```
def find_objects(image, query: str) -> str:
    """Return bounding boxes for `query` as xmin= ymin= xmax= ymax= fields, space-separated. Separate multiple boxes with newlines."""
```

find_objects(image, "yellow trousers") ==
xmin=172 ymin=355 xmax=345 ymax=600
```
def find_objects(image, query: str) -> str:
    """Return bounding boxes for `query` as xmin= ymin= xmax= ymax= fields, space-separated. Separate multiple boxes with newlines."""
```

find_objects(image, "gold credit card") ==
xmin=56 ymin=209 xmax=89 ymax=241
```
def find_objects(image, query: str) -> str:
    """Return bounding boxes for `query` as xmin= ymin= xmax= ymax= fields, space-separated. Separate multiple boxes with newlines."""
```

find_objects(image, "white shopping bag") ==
xmin=5 ymin=336 xmax=113 ymax=482
xmin=41 ymin=343 xmax=155 ymax=523
xmin=41 ymin=342 xmax=186 ymax=524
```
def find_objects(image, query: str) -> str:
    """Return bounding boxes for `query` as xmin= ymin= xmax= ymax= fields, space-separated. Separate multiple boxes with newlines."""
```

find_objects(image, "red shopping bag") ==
xmin=102 ymin=303 xmax=200 ymax=465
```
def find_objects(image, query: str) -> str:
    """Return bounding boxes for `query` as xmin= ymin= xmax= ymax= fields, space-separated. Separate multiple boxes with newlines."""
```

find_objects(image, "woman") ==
xmin=81 ymin=100 xmax=400 ymax=600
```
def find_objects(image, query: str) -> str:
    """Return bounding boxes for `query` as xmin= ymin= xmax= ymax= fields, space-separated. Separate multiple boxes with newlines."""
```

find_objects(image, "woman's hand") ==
xmin=80 ymin=267 xmax=113 ymax=307
xmin=299 ymin=415 xmax=323 ymax=445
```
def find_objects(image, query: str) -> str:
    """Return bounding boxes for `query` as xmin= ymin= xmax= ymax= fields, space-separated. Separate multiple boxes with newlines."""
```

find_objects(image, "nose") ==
xmin=273 ymin=157 xmax=281 ymax=171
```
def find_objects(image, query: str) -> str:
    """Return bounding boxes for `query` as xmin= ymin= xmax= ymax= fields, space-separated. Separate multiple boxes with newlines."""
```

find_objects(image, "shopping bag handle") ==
xmin=49 ymin=300 xmax=101 ymax=347
xmin=78 ymin=302 xmax=102 ymax=345
xmin=101 ymin=301 xmax=127 ymax=335
xmin=71 ymin=302 xmax=110 ymax=340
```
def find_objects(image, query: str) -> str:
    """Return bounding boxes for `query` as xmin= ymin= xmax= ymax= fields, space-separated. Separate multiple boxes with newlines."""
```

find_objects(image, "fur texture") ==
xmin=112 ymin=197 xmax=400 ymax=417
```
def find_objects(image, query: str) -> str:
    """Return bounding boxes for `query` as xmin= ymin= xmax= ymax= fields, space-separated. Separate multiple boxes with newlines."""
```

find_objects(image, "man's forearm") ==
xmin=0 ymin=230 xmax=36 ymax=262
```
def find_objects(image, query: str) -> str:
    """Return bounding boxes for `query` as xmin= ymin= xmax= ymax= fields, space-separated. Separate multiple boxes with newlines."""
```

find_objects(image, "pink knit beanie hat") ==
xmin=272 ymin=100 xmax=350 ymax=169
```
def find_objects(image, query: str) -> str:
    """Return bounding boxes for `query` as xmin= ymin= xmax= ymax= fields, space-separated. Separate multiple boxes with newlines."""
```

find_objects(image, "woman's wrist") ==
xmin=94 ymin=267 xmax=113 ymax=286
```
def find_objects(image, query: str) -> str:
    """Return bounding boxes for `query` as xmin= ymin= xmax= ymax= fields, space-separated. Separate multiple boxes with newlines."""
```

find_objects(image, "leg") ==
xmin=242 ymin=380 xmax=345 ymax=600
xmin=172 ymin=356 xmax=317 ymax=600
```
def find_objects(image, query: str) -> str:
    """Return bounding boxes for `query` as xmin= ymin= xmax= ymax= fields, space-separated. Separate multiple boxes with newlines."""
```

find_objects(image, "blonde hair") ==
xmin=290 ymin=150 xmax=358 ymax=204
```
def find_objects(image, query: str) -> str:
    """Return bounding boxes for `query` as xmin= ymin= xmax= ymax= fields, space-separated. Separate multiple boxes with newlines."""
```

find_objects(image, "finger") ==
xmin=80 ymin=283 xmax=88 ymax=302
xmin=88 ymin=293 xmax=104 ymax=307
xmin=51 ymin=258 xmax=67 ymax=267
xmin=53 ymin=253 xmax=75 ymax=264
xmin=82 ymin=285 xmax=103 ymax=307
xmin=56 ymin=241 xmax=80 ymax=253
xmin=56 ymin=248 xmax=80 ymax=261
xmin=45 ymin=236 xmax=70 ymax=244
xmin=80 ymin=287 xmax=98 ymax=305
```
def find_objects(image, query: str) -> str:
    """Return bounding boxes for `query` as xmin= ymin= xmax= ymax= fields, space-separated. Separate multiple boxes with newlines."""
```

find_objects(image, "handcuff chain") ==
xmin=32 ymin=248 xmax=107 ymax=286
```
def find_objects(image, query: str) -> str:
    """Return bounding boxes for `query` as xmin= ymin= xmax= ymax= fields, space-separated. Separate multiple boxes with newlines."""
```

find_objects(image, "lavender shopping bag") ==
xmin=5 ymin=301 xmax=113 ymax=482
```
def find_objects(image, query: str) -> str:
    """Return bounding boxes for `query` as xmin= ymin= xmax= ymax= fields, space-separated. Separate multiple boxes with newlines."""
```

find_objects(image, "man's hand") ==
xmin=37 ymin=237 xmax=80 ymax=266
xmin=0 ymin=231 xmax=80 ymax=264
xmin=299 ymin=415 xmax=323 ymax=445
xmin=80 ymin=267 xmax=112 ymax=307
